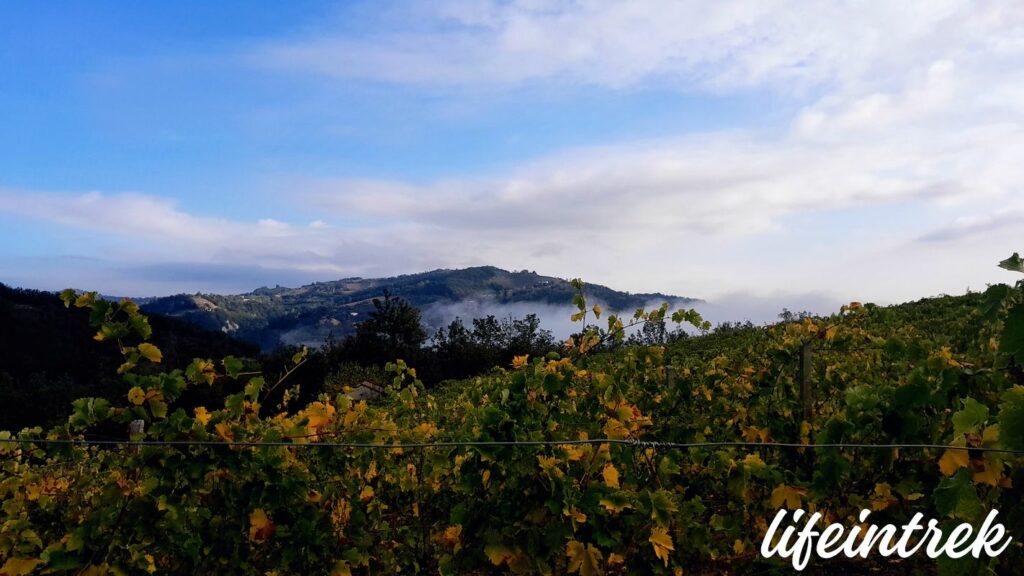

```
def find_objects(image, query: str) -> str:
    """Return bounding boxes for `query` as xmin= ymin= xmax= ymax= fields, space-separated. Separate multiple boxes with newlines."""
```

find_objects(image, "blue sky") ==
xmin=1 ymin=1 xmax=1022 ymax=305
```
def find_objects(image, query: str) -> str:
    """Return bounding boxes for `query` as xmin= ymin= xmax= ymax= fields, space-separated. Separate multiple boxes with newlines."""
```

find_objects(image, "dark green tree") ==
xmin=346 ymin=290 xmax=427 ymax=364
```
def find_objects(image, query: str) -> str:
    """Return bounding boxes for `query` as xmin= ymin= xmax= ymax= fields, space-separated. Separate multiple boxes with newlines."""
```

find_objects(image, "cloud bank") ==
xmin=3 ymin=1 xmax=1024 ymax=304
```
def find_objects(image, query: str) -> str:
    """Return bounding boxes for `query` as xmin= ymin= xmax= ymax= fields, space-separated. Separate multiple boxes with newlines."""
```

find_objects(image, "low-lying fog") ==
xmin=421 ymin=292 xmax=847 ymax=341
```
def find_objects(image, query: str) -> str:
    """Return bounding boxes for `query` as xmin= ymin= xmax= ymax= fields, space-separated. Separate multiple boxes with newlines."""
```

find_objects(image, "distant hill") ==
xmin=139 ymin=266 xmax=697 ymax=350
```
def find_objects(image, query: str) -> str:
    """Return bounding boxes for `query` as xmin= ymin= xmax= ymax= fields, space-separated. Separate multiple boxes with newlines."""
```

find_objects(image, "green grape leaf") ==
xmin=933 ymin=468 xmax=982 ymax=520
xmin=59 ymin=288 xmax=77 ymax=308
xmin=1000 ymin=303 xmax=1024 ymax=364
xmin=998 ymin=386 xmax=1024 ymax=451
xmin=981 ymin=283 xmax=1012 ymax=322
xmin=225 ymin=393 xmax=245 ymax=417
xmin=223 ymin=356 xmax=243 ymax=378
xmin=998 ymin=253 xmax=1024 ymax=273
xmin=952 ymin=398 xmax=988 ymax=436
xmin=244 ymin=377 xmax=265 ymax=401
xmin=148 ymin=397 xmax=168 ymax=419
xmin=648 ymin=490 xmax=678 ymax=527
xmin=130 ymin=314 xmax=153 ymax=339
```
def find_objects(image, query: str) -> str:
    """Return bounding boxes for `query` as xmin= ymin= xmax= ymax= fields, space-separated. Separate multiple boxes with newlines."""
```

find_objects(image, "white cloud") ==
xmin=0 ymin=188 xmax=403 ymax=280
xmin=0 ymin=190 xmax=232 ymax=246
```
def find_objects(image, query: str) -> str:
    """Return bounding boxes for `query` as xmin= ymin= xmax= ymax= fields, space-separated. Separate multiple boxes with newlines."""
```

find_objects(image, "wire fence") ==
xmin=2 ymin=437 xmax=1022 ymax=454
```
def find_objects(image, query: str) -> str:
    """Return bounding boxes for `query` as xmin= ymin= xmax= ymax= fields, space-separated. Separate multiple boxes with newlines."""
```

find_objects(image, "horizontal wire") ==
xmin=1 ymin=437 xmax=1022 ymax=455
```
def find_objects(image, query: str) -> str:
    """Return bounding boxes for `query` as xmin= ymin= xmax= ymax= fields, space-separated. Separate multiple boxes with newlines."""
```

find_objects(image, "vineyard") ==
xmin=3 ymin=260 xmax=1024 ymax=576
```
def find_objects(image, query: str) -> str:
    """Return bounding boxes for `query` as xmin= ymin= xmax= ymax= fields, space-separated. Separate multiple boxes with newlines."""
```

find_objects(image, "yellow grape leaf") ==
xmin=194 ymin=359 xmax=216 ymax=385
xmin=603 ymin=418 xmax=629 ymax=440
xmin=412 ymin=422 xmax=438 ymax=437
xmin=359 ymin=486 xmax=374 ymax=502
xmin=938 ymin=449 xmax=969 ymax=476
xmin=484 ymin=544 xmax=517 ymax=566
xmin=972 ymin=457 xmax=1002 ymax=487
xmin=301 ymin=401 xmax=335 ymax=432
xmin=563 ymin=507 xmax=587 ymax=523
xmin=870 ymin=483 xmax=897 ymax=511
xmin=248 ymin=508 xmax=274 ymax=542
xmin=330 ymin=560 xmax=352 ymax=576
xmin=442 ymin=525 xmax=462 ymax=547
xmin=193 ymin=406 xmax=211 ymax=426
xmin=562 ymin=445 xmax=586 ymax=461
xmin=482 ymin=469 xmax=491 ymax=488
xmin=25 ymin=483 xmax=41 ymax=501
xmin=742 ymin=426 xmax=770 ymax=443
xmin=769 ymin=485 xmax=806 ymax=510
xmin=214 ymin=422 xmax=234 ymax=442
xmin=537 ymin=456 xmax=565 ymax=478
xmin=137 ymin=342 xmax=162 ymax=363
xmin=602 ymin=464 xmax=620 ymax=488
xmin=592 ymin=304 xmax=602 ymax=318
xmin=1 ymin=557 xmax=41 ymax=576
xmin=511 ymin=355 xmax=529 ymax=369
xmin=607 ymin=553 xmax=625 ymax=566
xmin=127 ymin=386 xmax=146 ymax=406
xmin=566 ymin=540 xmax=604 ymax=576
xmin=649 ymin=527 xmax=675 ymax=568
xmin=579 ymin=334 xmax=600 ymax=354
xmin=741 ymin=453 xmax=765 ymax=469
xmin=331 ymin=500 xmax=351 ymax=529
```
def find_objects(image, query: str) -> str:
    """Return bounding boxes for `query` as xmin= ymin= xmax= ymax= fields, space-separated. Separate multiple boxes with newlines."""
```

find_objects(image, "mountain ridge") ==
xmin=139 ymin=266 xmax=698 ymax=350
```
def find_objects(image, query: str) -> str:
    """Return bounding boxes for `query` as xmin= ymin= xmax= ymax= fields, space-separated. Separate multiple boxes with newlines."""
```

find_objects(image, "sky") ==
xmin=1 ymin=1 xmax=1023 ymax=309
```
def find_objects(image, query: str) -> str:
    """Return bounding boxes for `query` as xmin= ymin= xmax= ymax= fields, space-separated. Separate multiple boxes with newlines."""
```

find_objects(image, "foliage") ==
xmin=426 ymin=313 xmax=555 ymax=382
xmin=1 ymin=262 xmax=1023 ymax=574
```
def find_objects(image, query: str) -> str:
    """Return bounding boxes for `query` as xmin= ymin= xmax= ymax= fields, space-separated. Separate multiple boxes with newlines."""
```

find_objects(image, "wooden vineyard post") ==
xmin=798 ymin=340 xmax=815 ymax=480
xmin=799 ymin=341 xmax=814 ymax=423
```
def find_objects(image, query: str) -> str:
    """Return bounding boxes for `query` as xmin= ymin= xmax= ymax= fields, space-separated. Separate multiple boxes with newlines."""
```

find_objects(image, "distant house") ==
xmin=346 ymin=381 xmax=382 ymax=401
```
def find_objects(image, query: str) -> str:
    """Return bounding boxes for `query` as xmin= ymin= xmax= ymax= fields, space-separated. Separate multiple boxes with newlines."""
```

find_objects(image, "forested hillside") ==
xmin=138 ymin=267 xmax=693 ymax=350
xmin=0 ymin=284 xmax=258 ymax=430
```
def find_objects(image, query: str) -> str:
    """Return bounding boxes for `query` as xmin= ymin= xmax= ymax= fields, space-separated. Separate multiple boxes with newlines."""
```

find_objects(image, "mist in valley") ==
xmin=420 ymin=292 xmax=845 ymax=342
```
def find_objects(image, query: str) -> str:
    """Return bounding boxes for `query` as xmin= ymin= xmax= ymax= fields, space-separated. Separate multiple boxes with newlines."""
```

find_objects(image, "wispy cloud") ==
xmin=256 ymin=1 xmax=1018 ymax=94
xmin=918 ymin=210 xmax=1024 ymax=243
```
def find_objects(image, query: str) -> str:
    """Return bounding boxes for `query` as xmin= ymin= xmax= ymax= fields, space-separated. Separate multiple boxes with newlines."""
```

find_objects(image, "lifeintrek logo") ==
xmin=760 ymin=508 xmax=1012 ymax=571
